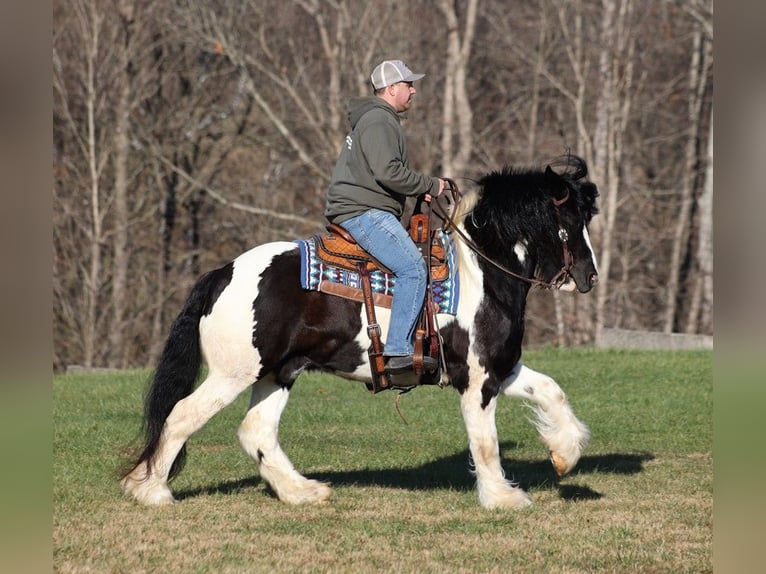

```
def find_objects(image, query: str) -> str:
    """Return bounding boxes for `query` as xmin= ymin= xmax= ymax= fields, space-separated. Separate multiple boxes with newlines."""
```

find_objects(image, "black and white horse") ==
xmin=121 ymin=155 xmax=599 ymax=509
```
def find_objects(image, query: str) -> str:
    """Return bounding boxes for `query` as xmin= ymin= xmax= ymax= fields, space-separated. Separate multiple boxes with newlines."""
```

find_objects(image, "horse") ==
xmin=121 ymin=154 xmax=600 ymax=510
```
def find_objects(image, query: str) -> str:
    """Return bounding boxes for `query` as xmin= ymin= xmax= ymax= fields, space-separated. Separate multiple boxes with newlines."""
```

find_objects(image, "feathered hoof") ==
xmin=479 ymin=485 xmax=533 ymax=510
xmin=278 ymin=479 xmax=332 ymax=505
xmin=120 ymin=470 xmax=176 ymax=506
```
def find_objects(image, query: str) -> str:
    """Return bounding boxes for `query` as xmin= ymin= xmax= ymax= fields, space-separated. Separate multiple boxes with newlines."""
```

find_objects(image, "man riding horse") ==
xmin=324 ymin=59 xmax=446 ymax=374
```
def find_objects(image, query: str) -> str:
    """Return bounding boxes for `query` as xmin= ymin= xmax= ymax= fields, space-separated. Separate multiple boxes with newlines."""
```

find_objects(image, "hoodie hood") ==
xmin=347 ymin=96 xmax=399 ymax=129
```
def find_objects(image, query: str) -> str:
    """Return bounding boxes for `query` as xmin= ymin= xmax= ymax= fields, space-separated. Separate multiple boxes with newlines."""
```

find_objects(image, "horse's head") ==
xmin=455 ymin=155 xmax=600 ymax=294
xmin=540 ymin=157 xmax=600 ymax=293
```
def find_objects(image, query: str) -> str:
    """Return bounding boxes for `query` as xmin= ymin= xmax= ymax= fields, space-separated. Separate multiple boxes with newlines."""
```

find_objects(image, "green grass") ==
xmin=53 ymin=349 xmax=712 ymax=573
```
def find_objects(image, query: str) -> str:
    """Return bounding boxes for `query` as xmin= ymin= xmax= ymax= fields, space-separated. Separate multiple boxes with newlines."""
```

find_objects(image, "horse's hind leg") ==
xmin=238 ymin=376 xmax=332 ymax=504
xmin=122 ymin=372 xmax=254 ymax=506
xmin=499 ymin=363 xmax=589 ymax=477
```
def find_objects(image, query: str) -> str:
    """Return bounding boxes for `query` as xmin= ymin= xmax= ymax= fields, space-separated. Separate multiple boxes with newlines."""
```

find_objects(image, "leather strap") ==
xmin=431 ymin=180 xmax=574 ymax=290
xmin=326 ymin=223 xmax=357 ymax=244
xmin=358 ymin=264 xmax=390 ymax=391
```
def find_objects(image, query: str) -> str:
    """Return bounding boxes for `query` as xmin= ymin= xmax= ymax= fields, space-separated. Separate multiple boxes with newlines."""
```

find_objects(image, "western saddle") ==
xmin=316 ymin=200 xmax=452 ymax=393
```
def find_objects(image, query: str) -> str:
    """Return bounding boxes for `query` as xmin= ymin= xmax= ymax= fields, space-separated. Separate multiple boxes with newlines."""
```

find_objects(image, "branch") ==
xmin=154 ymin=153 xmax=323 ymax=228
xmin=201 ymin=7 xmax=328 ymax=179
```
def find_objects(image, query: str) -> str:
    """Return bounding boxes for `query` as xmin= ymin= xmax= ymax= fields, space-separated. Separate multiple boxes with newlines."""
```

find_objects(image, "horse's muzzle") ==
xmin=576 ymin=272 xmax=598 ymax=293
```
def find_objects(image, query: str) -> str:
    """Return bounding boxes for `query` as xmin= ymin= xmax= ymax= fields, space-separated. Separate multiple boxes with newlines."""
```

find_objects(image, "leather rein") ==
xmin=431 ymin=178 xmax=575 ymax=290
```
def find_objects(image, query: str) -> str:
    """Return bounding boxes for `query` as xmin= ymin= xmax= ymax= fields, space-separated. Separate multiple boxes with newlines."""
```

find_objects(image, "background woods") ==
xmin=52 ymin=0 xmax=713 ymax=371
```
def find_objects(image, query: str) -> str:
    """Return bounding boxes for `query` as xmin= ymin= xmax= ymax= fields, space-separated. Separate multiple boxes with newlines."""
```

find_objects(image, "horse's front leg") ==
xmin=461 ymin=371 xmax=532 ymax=509
xmin=499 ymin=363 xmax=589 ymax=477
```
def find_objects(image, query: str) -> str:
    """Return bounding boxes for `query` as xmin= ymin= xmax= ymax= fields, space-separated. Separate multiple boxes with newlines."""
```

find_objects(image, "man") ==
xmin=324 ymin=60 xmax=445 ymax=373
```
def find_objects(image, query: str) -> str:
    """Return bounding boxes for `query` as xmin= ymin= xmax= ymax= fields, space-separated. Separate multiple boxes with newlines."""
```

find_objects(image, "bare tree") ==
xmin=591 ymin=0 xmax=636 ymax=345
xmin=662 ymin=3 xmax=712 ymax=333
xmin=438 ymin=0 xmax=478 ymax=177
xmin=685 ymin=104 xmax=713 ymax=334
xmin=135 ymin=7 xmax=262 ymax=363
xmin=53 ymin=0 xmax=120 ymax=367
xmin=108 ymin=0 xmax=156 ymax=368
xmin=481 ymin=0 xmax=601 ymax=345
xmin=53 ymin=0 xmax=714 ymax=369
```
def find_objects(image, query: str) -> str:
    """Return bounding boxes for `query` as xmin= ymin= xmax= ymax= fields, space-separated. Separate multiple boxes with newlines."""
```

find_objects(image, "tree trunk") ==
xmin=555 ymin=1 xmax=593 ymax=345
xmin=83 ymin=2 xmax=103 ymax=368
xmin=527 ymin=5 xmax=546 ymax=164
xmin=591 ymin=0 xmax=617 ymax=346
xmin=593 ymin=0 xmax=634 ymax=345
xmin=147 ymin=158 xmax=177 ymax=366
xmin=663 ymin=27 xmax=708 ymax=333
xmin=685 ymin=104 xmax=713 ymax=334
xmin=438 ymin=0 xmax=477 ymax=177
xmin=108 ymin=19 xmax=132 ymax=368
xmin=535 ymin=8 xmax=567 ymax=346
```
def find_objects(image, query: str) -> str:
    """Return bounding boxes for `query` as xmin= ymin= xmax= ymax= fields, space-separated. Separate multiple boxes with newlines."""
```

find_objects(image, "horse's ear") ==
xmin=545 ymin=165 xmax=568 ymax=201
xmin=544 ymin=165 xmax=561 ymax=187
xmin=545 ymin=165 xmax=556 ymax=177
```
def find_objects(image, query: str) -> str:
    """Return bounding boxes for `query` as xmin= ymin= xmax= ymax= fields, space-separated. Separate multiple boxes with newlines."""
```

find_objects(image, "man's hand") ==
xmin=424 ymin=178 xmax=446 ymax=203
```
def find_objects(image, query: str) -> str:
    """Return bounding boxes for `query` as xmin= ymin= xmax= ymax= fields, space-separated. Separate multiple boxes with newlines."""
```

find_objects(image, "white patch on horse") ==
xmin=200 ymin=242 xmax=296 ymax=374
xmin=340 ymin=306 xmax=389 ymax=381
xmin=238 ymin=376 xmax=331 ymax=504
xmin=583 ymin=225 xmax=599 ymax=274
xmin=451 ymin=228 xmax=486 ymax=337
xmin=513 ymin=240 xmax=528 ymax=264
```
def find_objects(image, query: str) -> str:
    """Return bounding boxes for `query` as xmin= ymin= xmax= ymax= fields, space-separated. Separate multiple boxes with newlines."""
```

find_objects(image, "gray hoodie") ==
xmin=324 ymin=96 xmax=439 ymax=224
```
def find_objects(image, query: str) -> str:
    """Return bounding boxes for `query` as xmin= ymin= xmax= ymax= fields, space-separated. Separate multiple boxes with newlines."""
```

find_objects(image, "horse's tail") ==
xmin=121 ymin=265 xmax=231 ymax=482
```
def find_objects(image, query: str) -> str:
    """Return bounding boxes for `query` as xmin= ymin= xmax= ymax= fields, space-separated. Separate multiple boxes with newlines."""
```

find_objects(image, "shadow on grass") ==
xmin=175 ymin=444 xmax=654 ymax=503
xmin=176 ymin=477 xmax=263 ymax=501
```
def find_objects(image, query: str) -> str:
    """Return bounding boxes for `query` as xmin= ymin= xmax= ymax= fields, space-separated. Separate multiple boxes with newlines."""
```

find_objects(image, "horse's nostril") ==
xmin=590 ymin=273 xmax=599 ymax=286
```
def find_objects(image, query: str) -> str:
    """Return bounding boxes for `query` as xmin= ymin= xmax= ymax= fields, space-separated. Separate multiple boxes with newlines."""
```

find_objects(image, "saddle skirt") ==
xmin=294 ymin=227 xmax=460 ymax=314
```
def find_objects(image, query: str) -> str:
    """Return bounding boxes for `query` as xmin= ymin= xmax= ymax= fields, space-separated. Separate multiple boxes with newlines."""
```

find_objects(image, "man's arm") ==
xmin=360 ymin=119 xmax=438 ymax=197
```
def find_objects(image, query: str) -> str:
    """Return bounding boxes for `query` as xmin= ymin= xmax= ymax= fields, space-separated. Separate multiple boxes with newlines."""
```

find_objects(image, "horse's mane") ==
xmin=452 ymin=155 xmax=598 ymax=257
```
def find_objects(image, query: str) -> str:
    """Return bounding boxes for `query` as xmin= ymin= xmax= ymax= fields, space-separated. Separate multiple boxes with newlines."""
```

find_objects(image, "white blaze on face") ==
xmin=582 ymin=225 xmax=599 ymax=274
xmin=556 ymin=225 xmax=597 ymax=292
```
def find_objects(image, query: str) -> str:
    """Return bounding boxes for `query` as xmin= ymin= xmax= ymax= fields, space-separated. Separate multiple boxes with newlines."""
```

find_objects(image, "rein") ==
xmin=432 ymin=179 xmax=575 ymax=290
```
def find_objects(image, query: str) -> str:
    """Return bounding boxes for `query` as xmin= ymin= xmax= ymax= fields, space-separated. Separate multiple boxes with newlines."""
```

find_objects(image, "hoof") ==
xmin=305 ymin=480 xmax=332 ymax=504
xmin=550 ymin=451 xmax=572 ymax=477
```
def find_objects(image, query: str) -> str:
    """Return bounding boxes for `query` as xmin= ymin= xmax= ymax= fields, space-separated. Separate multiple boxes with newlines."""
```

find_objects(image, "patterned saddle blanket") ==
xmin=295 ymin=228 xmax=459 ymax=314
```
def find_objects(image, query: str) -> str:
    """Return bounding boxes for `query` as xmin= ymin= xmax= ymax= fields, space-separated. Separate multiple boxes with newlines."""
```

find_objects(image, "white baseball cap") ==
xmin=370 ymin=60 xmax=425 ymax=89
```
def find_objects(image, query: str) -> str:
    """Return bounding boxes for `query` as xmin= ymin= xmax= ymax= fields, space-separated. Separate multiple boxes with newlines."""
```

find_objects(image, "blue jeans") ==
xmin=339 ymin=209 xmax=427 ymax=357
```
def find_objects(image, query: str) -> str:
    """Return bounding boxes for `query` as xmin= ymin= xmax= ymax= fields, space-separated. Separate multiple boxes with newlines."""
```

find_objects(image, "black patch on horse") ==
xmin=252 ymin=250 xmax=366 ymax=384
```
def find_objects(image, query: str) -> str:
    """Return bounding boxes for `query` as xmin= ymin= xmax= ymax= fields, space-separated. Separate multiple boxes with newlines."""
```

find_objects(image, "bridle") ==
xmin=431 ymin=178 xmax=576 ymax=290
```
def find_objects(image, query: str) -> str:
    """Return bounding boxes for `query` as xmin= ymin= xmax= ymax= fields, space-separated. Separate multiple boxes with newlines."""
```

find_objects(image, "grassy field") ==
xmin=53 ymin=349 xmax=712 ymax=573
